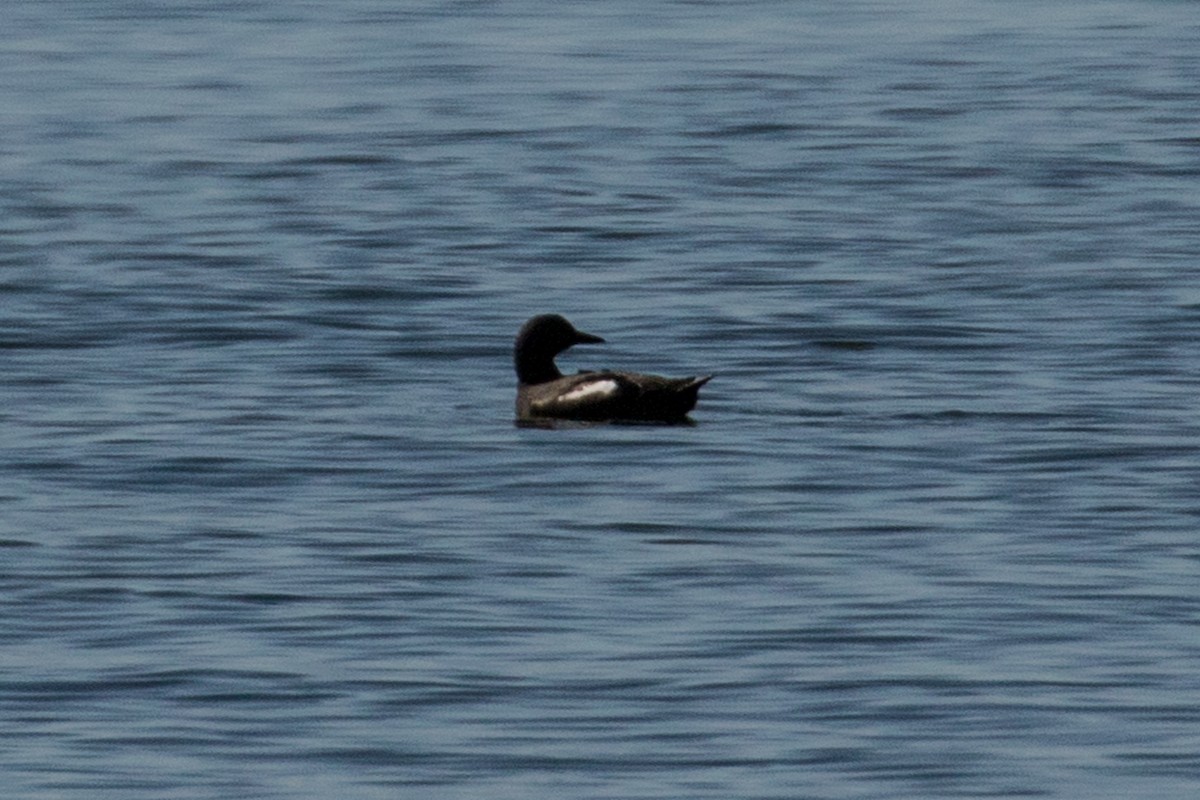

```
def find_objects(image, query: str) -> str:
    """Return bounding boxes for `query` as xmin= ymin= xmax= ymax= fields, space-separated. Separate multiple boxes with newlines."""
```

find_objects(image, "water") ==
xmin=3 ymin=1 xmax=1200 ymax=797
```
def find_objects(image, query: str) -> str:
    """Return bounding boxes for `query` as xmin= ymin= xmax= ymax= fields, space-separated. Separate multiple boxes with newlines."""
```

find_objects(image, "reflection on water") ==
xmin=515 ymin=416 xmax=701 ymax=429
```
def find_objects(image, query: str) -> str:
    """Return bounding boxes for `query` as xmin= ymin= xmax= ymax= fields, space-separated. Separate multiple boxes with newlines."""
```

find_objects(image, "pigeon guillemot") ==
xmin=514 ymin=314 xmax=712 ymax=423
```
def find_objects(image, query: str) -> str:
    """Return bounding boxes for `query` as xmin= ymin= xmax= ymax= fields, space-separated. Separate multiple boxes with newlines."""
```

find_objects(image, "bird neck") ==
xmin=515 ymin=353 xmax=563 ymax=385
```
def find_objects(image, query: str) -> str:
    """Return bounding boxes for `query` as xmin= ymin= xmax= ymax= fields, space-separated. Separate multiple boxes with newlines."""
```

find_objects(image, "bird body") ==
xmin=513 ymin=314 xmax=711 ymax=423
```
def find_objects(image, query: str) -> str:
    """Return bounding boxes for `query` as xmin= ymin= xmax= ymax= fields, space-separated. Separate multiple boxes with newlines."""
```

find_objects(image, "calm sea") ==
xmin=3 ymin=1 xmax=1199 ymax=798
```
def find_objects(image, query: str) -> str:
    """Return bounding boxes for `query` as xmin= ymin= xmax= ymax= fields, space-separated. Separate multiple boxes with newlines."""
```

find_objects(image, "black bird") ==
xmin=514 ymin=314 xmax=711 ymax=423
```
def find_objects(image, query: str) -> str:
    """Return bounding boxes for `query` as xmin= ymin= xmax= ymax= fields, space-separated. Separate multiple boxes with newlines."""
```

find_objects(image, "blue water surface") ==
xmin=2 ymin=1 xmax=1199 ymax=798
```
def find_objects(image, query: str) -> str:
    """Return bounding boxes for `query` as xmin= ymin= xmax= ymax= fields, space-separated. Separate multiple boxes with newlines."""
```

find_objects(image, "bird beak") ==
xmin=574 ymin=330 xmax=605 ymax=345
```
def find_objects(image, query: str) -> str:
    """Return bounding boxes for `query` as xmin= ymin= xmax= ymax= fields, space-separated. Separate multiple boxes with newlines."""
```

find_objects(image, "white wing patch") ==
xmin=559 ymin=378 xmax=620 ymax=403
